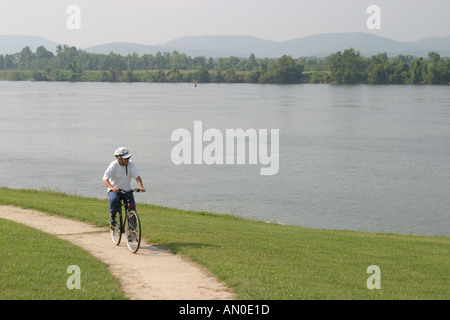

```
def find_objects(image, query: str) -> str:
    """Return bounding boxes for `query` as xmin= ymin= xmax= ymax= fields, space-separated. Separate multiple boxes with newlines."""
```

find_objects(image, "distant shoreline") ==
xmin=1 ymin=70 xmax=449 ymax=85
xmin=1 ymin=44 xmax=449 ymax=84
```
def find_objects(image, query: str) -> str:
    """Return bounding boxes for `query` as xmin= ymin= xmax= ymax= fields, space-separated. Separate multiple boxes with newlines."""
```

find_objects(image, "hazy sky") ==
xmin=0 ymin=0 xmax=449 ymax=48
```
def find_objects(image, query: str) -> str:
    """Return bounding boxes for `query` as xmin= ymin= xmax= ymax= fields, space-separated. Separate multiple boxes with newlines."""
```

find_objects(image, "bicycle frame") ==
xmin=110 ymin=188 xmax=142 ymax=253
xmin=118 ymin=189 xmax=135 ymax=233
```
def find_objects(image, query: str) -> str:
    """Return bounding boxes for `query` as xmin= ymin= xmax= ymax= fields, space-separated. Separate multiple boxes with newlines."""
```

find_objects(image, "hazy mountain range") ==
xmin=1 ymin=33 xmax=449 ymax=58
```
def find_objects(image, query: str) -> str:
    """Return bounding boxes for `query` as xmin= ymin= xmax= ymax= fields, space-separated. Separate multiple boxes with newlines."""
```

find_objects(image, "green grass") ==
xmin=0 ymin=218 xmax=126 ymax=299
xmin=0 ymin=187 xmax=449 ymax=299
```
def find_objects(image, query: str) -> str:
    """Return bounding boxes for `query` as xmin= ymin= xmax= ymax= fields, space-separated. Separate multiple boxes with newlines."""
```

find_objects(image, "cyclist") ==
xmin=103 ymin=147 xmax=146 ymax=226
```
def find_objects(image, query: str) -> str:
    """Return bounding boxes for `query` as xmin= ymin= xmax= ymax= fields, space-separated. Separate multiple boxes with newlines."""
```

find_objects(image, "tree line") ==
xmin=326 ymin=48 xmax=450 ymax=85
xmin=0 ymin=45 xmax=449 ymax=84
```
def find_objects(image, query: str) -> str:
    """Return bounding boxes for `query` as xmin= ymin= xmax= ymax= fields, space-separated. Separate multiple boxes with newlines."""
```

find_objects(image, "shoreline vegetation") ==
xmin=0 ymin=45 xmax=449 ymax=85
xmin=0 ymin=187 xmax=449 ymax=300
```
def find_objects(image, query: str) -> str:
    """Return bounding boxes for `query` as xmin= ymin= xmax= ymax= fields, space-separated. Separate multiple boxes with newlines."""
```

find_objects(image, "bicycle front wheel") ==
xmin=125 ymin=210 xmax=141 ymax=253
xmin=110 ymin=214 xmax=122 ymax=246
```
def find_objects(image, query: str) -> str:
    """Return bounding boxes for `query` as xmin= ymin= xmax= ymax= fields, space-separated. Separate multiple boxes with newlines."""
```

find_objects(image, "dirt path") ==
xmin=0 ymin=205 xmax=235 ymax=300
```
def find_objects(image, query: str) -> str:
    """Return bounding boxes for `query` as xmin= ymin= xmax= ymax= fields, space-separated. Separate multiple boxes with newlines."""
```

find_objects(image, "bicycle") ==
xmin=110 ymin=188 xmax=142 ymax=253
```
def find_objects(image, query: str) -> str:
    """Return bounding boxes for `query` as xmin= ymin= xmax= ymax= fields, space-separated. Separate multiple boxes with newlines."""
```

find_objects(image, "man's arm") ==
xmin=103 ymin=178 xmax=119 ymax=192
xmin=136 ymin=176 xmax=146 ymax=192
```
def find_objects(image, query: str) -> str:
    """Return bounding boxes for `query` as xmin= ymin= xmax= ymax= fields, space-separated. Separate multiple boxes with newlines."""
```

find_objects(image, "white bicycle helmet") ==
xmin=114 ymin=147 xmax=132 ymax=159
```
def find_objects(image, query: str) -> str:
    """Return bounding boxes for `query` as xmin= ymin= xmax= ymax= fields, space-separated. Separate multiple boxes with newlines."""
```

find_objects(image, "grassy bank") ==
xmin=0 ymin=218 xmax=126 ymax=299
xmin=0 ymin=187 xmax=448 ymax=299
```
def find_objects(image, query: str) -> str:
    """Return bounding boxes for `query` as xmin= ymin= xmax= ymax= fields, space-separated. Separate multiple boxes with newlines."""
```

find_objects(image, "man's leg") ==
xmin=127 ymin=192 xmax=136 ymax=211
xmin=108 ymin=191 xmax=121 ymax=223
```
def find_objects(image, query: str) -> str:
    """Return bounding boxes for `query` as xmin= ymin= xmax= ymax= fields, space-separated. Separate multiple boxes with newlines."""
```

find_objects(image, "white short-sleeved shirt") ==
xmin=103 ymin=160 xmax=140 ymax=192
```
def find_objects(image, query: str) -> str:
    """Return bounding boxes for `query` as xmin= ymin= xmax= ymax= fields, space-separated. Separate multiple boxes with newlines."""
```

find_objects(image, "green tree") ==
xmin=247 ymin=53 xmax=257 ymax=71
xmin=35 ymin=46 xmax=54 ymax=59
xmin=153 ymin=52 xmax=171 ymax=70
xmin=166 ymin=68 xmax=183 ymax=82
xmin=224 ymin=69 xmax=240 ymax=83
xmin=122 ymin=69 xmax=137 ymax=82
xmin=108 ymin=66 xmax=122 ymax=81
xmin=3 ymin=54 xmax=18 ymax=69
xmin=390 ymin=62 xmax=410 ymax=84
xmin=194 ymin=66 xmax=210 ymax=83
xmin=424 ymin=52 xmax=449 ymax=84
xmin=276 ymin=55 xmax=304 ymax=83
xmin=428 ymin=51 xmax=440 ymax=64
xmin=246 ymin=70 xmax=261 ymax=83
xmin=67 ymin=61 xmax=82 ymax=81
xmin=192 ymin=56 xmax=207 ymax=69
xmin=54 ymin=45 xmax=78 ymax=70
xmin=18 ymin=46 xmax=33 ymax=70
xmin=328 ymin=48 xmax=364 ymax=84
xmin=366 ymin=53 xmax=391 ymax=84
xmin=169 ymin=51 xmax=190 ymax=70
xmin=409 ymin=58 xmax=424 ymax=84
xmin=212 ymin=70 xmax=225 ymax=83
xmin=30 ymin=71 xmax=46 ymax=81
xmin=260 ymin=55 xmax=304 ymax=84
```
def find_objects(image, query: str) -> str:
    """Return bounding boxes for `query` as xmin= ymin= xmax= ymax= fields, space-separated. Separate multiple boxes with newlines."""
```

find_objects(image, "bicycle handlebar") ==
xmin=118 ymin=188 xmax=141 ymax=193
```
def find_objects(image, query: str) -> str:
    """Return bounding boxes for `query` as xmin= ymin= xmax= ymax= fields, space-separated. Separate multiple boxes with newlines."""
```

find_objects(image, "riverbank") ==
xmin=2 ymin=69 xmax=449 ymax=85
xmin=2 ymin=45 xmax=450 ymax=84
xmin=0 ymin=187 xmax=448 ymax=299
xmin=0 ymin=69 xmax=324 ymax=84
xmin=0 ymin=205 xmax=233 ymax=300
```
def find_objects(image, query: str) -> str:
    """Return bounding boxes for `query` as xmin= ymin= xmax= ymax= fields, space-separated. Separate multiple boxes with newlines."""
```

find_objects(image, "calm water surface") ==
xmin=1 ymin=81 xmax=449 ymax=236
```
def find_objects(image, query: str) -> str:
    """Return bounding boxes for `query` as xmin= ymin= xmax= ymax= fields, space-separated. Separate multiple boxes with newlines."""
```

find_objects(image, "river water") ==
xmin=1 ymin=81 xmax=449 ymax=236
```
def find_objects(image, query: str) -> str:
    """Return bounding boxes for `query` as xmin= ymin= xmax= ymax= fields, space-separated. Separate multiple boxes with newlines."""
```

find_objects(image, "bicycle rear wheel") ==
xmin=110 ymin=213 xmax=122 ymax=246
xmin=125 ymin=210 xmax=141 ymax=253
